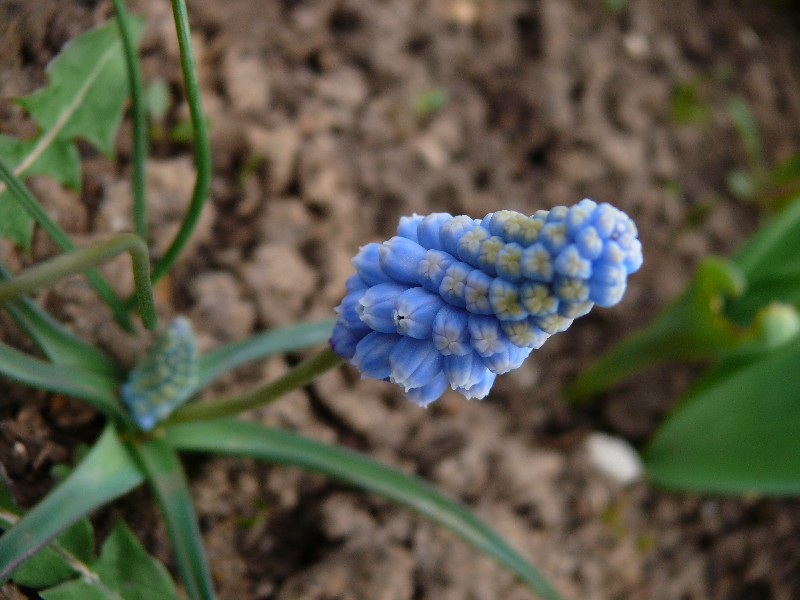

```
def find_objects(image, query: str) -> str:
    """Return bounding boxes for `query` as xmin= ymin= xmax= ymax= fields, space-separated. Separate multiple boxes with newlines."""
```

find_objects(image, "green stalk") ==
xmin=168 ymin=348 xmax=344 ymax=423
xmin=0 ymin=233 xmax=158 ymax=330
xmin=151 ymin=0 xmax=210 ymax=282
xmin=111 ymin=0 xmax=149 ymax=240
xmin=0 ymin=159 xmax=134 ymax=331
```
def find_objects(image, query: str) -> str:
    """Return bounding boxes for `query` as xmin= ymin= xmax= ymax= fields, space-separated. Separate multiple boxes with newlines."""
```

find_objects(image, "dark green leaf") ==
xmin=10 ymin=519 xmax=93 ymax=589
xmin=643 ymin=334 xmax=800 ymax=494
xmin=40 ymin=579 xmax=118 ymax=600
xmin=165 ymin=419 xmax=566 ymax=600
xmin=16 ymin=18 xmax=145 ymax=157
xmin=130 ymin=439 xmax=214 ymax=600
xmin=0 ymin=426 xmax=144 ymax=581
xmin=92 ymin=520 xmax=178 ymax=600
xmin=0 ymin=339 xmax=129 ymax=425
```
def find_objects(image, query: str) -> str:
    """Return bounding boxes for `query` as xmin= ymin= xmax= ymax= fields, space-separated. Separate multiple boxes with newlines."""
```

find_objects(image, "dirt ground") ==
xmin=2 ymin=0 xmax=800 ymax=598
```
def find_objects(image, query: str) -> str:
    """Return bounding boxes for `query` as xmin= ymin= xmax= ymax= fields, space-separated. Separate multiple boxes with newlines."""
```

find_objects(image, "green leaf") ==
xmin=0 ymin=426 xmax=145 ymax=581
xmin=0 ymin=261 xmax=122 ymax=378
xmin=92 ymin=520 xmax=178 ymax=600
xmin=130 ymin=439 xmax=214 ymax=600
xmin=0 ymin=17 xmax=145 ymax=249
xmin=40 ymin=579 xmax=118 ymax=600
xmin=0 ymin=339 xmax=129 ymax=425
xmin=195 ymin=319 xmax=335 ymax=392
xmin=16 ymin=17 xmax=145 ymax=157
xmin=10 ymin=519 xmax=93 ymax=589
xmin=643 ymin=334 xmax=800 ymax=494
xmin=165 ymin=419 xmax=566 ymax=600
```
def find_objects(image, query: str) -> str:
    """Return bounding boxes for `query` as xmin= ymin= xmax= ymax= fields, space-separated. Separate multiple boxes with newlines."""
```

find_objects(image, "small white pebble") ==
xmin=585 ymin=432 xmax=643 ymax=485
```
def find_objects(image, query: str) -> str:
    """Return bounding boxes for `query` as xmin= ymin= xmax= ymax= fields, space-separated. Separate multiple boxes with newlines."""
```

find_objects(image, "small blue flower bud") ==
xmin=444 ymin=352 xmax=492 ymax=390
xmin=520 ymin=243 xmax=554 ymax=282
xmin=358 ymin=282 xmax=407 ymax=333
xmin=378 ymin=237 xmax=427 ymax=285
xmin=406 ymin=372 xmax=449 ymax=407
xmin=481 ymin=343 xmax=531 ymax=374
xmin=417 ymin=213 xmax=453 ymax=250
xmin=495 ymin=243 xmax=525 ymax=282
xmin=440 ymin=215 xmax=478 ymax=256
xmin=353 ymin=244 xmax=391 ymax=286
xmin=331 ymin=198 xmax=642 ymax=405
xmin=394 ymin=287 xmax=447 ymax=339
xmin=457 ymin=226 xmax=490 ymax=265
xmin=397 ymin=214 xmax=425 ymax=242
xmin=456 ymin=370 xmax=496 ymax=400
xmin=439 ymin=261 xmax=472 ymax=307
xmin=121 ymin=317 xmax=198 ymax=431
xmin=389 ymin=336 xmax=444 ymax=391
xmin=432 ymin=305 xmax=472 ymax=356
xmin=464 ymin=269 xmax=493 ymax=314
xmin=468 ymin=314 xmax=508 ymax=357
xmin=489 ymin=278 xmax=528 ymax=321
xmin=352 ymin=332 xmax=397 ymax=380
xmin=417 ymin=249 xmax=455 ymax=293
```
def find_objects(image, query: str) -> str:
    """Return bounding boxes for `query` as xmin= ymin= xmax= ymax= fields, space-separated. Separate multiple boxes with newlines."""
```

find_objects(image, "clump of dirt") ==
xmin=2 ymin=0 xmax=800 ymax=598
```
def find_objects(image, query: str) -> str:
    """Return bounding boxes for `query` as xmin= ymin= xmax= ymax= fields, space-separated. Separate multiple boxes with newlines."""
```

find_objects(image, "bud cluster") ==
xmin=331 ymin=199 xmax=642 ymax=406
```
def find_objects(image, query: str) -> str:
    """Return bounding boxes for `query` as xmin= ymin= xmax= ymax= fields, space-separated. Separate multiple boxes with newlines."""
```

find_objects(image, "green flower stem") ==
xmin=0 ymin=158 xmax=134 ymax=331
xmin=111 ymin=0 xmax=149 ymax=240
xmin=168 ymin=347 xmax=344 ymax=424
xmin=0 ymin=233 xmax=158 ymax=330
xmin=151 ymin=0 xmax=210 ymax=283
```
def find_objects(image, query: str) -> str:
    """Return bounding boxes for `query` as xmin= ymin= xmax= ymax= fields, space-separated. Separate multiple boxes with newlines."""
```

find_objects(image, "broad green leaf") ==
xmin=92 ymin=520 xmax=178 ymax=600
xmin=195 ymin=319 xmax=335 ymax=392
xmin=0 ymin=261 xmax=122 ymax=378
xmin=0 ymin=426 xmax=144 ymax=581
xmin=643 ymin=334 xmax=800 ymax=494
xmin=165 ymin=419 xmax=566 ymax=600
xmin=10 ymin=518 xmax=93 ymax=589
xmin=131 ymin=439 xmax=214 ymax=600
xmin=40 ymin=579 xmax=118 ymax=600
xmin=16 ymin=17 xmax=145 ymax=157
xmin=0 ymin=17 xmax=144 ymax=248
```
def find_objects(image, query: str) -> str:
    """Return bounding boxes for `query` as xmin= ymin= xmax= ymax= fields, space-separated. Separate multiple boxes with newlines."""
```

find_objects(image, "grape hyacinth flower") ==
xmin=331 ymin=199 xmax=642 ymax=407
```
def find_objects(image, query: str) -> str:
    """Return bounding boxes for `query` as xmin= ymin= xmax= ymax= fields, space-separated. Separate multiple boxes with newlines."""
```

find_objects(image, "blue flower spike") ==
xmin=121 ymin=317 xmax=198 ymax=430
xmin=330 ymin=199 xmax=642 ymax=406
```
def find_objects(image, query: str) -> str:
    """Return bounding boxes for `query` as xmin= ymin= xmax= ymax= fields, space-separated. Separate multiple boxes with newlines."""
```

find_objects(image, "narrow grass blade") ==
xmin=0 ymin=262 xmax=121 ymax=378
xmin=0 ymin=426 xmax=144 ymax=581
xmin=0 ymin=339 xmax=130 ymax=426
xmin=165 ymin=419 xmax=567 ymax=600
xmin=195 ymin=319 xmax=335 ymax=391
xmin=131 ymin=438 xmax=214 ymax=600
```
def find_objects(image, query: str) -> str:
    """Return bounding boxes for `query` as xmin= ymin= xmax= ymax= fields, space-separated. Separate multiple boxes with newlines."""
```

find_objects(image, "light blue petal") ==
xmin=330 ymin=321 xmax=363 ymax=359
xmin=495 ymin=242 xmax=524 ymax=282
xmin=464 ymin=269 xmax=493 ymax=314
xmin=489 ymin=278 xmax=528 ymax=321
xmin=455 ymin=370 xmax=496 ymax=400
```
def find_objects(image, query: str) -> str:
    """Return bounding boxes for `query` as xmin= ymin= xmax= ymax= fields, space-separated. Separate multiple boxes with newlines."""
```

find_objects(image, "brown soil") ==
xmin=2 ymin=0 xmax=800 ymax=598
